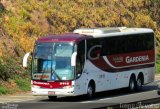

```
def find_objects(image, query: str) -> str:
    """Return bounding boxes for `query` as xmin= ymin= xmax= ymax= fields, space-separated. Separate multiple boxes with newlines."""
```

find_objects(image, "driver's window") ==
xmin=76 ymin=40 xmax=85 ymax=78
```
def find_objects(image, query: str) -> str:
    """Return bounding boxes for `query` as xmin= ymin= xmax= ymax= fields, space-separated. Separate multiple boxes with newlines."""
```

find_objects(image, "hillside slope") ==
xmin=0 ymin=0 xmax=160 ymax=54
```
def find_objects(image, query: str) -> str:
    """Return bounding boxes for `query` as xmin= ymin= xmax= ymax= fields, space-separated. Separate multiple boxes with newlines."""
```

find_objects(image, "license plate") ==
xmin=48 ymin=91 xmax=55 ymax=95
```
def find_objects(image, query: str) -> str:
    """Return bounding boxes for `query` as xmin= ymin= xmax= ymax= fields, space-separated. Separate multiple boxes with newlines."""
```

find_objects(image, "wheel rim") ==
xmin=87 ymin=85 xmax=93 ymax=97
xmin=130 ymin=79 xmax=135 ymax=91
xmin=137 ymin=79 xmax=142 ymax=88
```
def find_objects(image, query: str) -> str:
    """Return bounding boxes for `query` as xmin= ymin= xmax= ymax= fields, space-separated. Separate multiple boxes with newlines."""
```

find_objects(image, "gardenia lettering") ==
xmin=126 ymin=55 xmax=149 ymax=64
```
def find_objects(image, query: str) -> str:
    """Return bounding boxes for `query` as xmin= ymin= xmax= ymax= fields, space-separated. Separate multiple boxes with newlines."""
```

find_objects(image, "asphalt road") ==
xmin=0 ymin=81 xmax=160 ymax=109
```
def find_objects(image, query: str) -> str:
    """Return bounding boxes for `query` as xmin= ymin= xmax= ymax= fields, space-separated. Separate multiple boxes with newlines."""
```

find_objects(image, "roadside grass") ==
xmin=0 ymin=57 xmax=31 ymax=95
xmin=0 ymin=80 xmax=19 ymax=95
xmin=13 ymin=75 xmax=31 ymax=91
xmin=0 ymin=74 xmax=31 ymax=95
xmin=0 ymin=86 xmax=8 ymax=95
xmin=156 ymin=54 xmax=160 ymax=74
xmin=156 ymin=61 xmax=160 ymax=74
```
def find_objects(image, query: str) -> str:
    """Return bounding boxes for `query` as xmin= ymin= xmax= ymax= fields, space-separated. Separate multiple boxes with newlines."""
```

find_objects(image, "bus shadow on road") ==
xmin=39 ymin=84 xmax=158 ymax=103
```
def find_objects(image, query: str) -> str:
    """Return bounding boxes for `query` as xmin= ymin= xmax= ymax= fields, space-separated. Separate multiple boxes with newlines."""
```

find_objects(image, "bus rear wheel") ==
xmin=128 ymin=77 xmax=136 ymax=92
xmin=135 ymin=77 xmax=143 ymax=91
xmin=48 ymin=96 xmax=57 ymax=101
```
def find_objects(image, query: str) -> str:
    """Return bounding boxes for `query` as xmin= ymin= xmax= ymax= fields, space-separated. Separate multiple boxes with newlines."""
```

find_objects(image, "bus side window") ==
xmin=76 ymin=41 xmax=85 ymax=78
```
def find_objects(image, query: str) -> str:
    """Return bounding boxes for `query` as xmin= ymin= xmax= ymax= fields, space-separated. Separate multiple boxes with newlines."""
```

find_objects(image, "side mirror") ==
xmin=71 ymin=52 xmax=77 ymax=66
xmin=23 ymin=52 xmax=31 ymax=68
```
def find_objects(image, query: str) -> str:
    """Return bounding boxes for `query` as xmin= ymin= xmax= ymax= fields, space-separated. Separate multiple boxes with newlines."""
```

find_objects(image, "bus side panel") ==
xmin=143 ymin=67 xmax=155 ymax=84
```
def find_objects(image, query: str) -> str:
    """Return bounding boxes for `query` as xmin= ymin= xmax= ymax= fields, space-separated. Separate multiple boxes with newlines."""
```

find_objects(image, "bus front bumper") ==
xmin=31 ymin=87 xmax=75 ymax=96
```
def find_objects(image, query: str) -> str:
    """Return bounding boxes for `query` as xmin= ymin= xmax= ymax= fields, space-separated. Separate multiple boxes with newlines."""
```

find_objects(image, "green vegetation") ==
xmin=0 ymin=80 xmax=18 ymax=95
xmin=156 ymin=62 xmax=160 ymax=74
xmin=13 ymin=75 xmax=31 ymax=91
xmin=156 ymin=54 xmax=160 ymax=74
xmin=0 ymin=0 xmax=160 ymax=94
xmin=0 ymin=57 xmax=30 ymax=95
xmin=0 ymin=86 xmax=8 ymax=95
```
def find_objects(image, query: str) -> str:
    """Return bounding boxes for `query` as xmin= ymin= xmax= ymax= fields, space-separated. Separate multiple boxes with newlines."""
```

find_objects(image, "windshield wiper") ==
xmin=52 ymin=69 xmax=61 ymax=80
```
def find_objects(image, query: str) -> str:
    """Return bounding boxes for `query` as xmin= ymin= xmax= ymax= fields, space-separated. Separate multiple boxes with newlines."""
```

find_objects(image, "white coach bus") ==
xmin=23 ymin=27 xmax=155 ymax=100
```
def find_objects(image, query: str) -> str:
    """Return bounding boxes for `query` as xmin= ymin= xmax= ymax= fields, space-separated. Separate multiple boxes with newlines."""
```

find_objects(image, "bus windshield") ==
xmin=32 ymin=42 xmax=74 ymax=81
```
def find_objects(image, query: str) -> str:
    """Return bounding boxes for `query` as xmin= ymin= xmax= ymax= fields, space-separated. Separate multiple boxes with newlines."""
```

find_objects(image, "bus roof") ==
xmin=73 ymin=27 xmax=154 ymax=37
xmin=37 ymin=33 xmax=92 ymax=43
xmin=37 ymin=27 xmax=154 ymax=43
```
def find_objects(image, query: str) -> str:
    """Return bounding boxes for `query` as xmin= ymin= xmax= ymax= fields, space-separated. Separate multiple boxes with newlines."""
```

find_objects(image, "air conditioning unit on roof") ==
xmin=73 ymin=27 xmax=127 ymax=35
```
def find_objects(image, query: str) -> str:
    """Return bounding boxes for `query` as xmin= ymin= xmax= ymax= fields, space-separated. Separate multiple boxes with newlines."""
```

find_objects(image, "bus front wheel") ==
xmin=86 ymin=82 xmax=95 ymax=99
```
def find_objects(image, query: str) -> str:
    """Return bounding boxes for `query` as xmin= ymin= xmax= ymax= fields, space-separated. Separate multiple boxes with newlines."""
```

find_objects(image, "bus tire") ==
xmin=128 ymin=76 xmax=136 ymax=92
xmin=86 ymin=81 xmax=95 ymax=99
xmin=135 ymin=74 xmax=143 ymax=91
xmin=48 ymin=96 xmax=57 ymax=101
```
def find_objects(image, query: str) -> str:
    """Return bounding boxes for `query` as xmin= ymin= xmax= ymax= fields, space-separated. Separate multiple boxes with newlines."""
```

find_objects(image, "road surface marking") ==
xmin=81 ymin=90 xmax=157 ymax=103
xmin=0 ymin=98 xmax=36 ymax=103
xmin=81 ymin=101 xmax=93 ymax=103
xmin=81 ymin=97 xmax=112 ymax=103
xmin=99 ymin=98 xmax=112 ymax=100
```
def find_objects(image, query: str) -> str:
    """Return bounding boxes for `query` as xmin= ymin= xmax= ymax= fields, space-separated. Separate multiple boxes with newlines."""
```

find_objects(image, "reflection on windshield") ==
xmin=32 ymin=43 xmax=74 ymax=81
